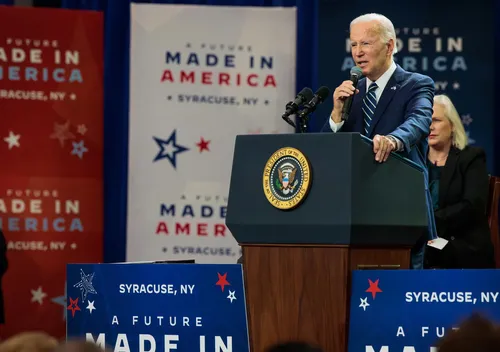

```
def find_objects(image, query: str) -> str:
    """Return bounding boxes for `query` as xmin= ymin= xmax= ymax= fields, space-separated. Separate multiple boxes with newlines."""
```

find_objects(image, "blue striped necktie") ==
xmin=363 ymin=82 xmax=378 ymax=135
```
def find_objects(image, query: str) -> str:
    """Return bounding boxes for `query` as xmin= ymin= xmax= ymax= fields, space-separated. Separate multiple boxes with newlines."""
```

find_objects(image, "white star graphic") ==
xmin=51 ymin=282 xmax=67 ymax=321
xmin=359 ymin=297 xmax=370 ymax=311
xmin=86 ymin=300 xmax=96 ymax=314
xmin=74 ymin=269 xmax=97 ymax=302
xmin=452 ymin=82 xmax=460 ymax=90
xmin=70 ymin=243 xmax=77 ymax=250
xmin=227 ymin=290 xmax=237 ymax=303
xmin=70 ymin=94 xmax=77 ymax=101
xmin=4 ymin=131 xmax=20 ymax=149
xmin=31 ymin=286 xmax=47 ymax=305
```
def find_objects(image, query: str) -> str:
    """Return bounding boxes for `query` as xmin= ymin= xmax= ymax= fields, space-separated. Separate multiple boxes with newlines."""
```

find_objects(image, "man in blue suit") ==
xmin=321 ymin=13 xmax=437 ymax=269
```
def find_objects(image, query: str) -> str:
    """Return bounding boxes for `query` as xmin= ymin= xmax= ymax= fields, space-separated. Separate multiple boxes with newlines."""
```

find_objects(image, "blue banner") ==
xmin=66 ymin=263 xmax=250 ymax=351
xmin=314 ymin=0 xmax=495 ymax=171
xmin=348 ymin=269 xmax=500 ymax=351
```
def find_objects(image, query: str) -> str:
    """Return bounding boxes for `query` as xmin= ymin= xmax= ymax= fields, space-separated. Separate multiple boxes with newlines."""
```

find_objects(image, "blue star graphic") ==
xmin=466 ymin=131 xmax=476 ymax=144
xmin=153 ymin=130 xmax=189 ymax=169
xmin=71 ymin=140 xmax=88 ymax=159
xmin=51 ymin=281 xmax=67 ymax=321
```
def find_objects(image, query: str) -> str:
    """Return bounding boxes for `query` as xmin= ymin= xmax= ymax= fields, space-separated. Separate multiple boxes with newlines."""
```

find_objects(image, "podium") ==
xmin=225 ymin=132 xmax=428 ymax=352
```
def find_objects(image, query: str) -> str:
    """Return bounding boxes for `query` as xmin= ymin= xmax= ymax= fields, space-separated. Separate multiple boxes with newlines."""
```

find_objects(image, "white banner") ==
xmin=127 ymin=3 xmax=297 ymax=263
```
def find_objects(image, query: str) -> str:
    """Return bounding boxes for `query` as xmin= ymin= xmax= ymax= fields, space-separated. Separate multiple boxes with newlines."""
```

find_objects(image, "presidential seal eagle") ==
xmin=277 ymin=162 xmax=298 ymax=195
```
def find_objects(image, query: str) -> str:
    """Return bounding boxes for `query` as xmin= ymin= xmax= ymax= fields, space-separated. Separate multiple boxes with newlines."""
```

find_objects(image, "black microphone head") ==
xmin=350 ymin=66 xmax=363 ymax=79
xmin=297 ymin=86 xmax=331 ymax=119
xmin=315 ymin=86 xmax=330 ymax=103
xmin=298 ymin=87 xmax=314 ymax=102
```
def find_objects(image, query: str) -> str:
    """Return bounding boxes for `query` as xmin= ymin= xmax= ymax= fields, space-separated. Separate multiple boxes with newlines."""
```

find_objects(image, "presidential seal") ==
xmin=262 ymin=147 xmax=311 ymax=210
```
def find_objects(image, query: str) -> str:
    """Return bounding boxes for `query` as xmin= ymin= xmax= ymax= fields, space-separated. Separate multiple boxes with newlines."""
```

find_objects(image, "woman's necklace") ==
xmin=431 ymin=154 xmax=448 ymax=166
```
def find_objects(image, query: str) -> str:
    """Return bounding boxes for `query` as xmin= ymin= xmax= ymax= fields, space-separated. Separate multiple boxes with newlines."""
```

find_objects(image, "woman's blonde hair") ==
xmin=433 ymin=94 xmax=468 ymax=150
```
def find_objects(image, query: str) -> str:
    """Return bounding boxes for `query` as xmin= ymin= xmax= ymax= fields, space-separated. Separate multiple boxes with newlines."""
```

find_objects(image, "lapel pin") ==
xmin=391 ymin=86 xmax=397 ymax=90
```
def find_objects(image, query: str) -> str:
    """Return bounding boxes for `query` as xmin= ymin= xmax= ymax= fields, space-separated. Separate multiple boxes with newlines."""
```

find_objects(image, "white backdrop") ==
xmin=127 ymin=3 xmax=297 ymax=263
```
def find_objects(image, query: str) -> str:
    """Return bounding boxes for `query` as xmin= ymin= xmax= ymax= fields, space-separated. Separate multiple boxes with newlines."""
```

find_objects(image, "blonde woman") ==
xmin=425 ymin=95 xmax=494 ymax=269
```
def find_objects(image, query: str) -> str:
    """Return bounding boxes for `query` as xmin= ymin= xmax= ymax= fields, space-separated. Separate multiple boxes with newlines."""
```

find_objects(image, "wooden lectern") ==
xmin=226 ymin=133 xmax=428 ymax=352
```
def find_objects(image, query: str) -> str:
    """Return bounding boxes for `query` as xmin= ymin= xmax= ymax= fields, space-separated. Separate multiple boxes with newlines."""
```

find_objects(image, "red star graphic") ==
xmin=67 ymin=297 xmax=81 ymax=317
xmin=247 ymin=128 xmax=263 ymax=134
xmin=366 ymin=279 xmax=383 ymax=299
xmin=50 ymin=120 xmax=75 ymax=147
xmin=215 ymin=272 xmax=230 ymax=292
xmin=196 ymin=137 xmax=210 ymax=152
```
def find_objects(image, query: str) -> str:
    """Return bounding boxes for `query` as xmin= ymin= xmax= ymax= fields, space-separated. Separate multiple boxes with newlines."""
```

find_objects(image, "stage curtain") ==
xmin=60 ymin=0 xmax=319 ymax=262
xmin=496 ymin=0 xmax=500 ymax=176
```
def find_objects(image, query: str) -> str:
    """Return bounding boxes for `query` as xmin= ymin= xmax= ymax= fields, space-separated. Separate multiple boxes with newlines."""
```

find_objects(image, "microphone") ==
xmin=297 ymin=86 xmax=330 ymax=119
xmin=282 ymin=87 xmax=314 ymax=128
xmin=341 ymin=66 xmax=363 ymax=121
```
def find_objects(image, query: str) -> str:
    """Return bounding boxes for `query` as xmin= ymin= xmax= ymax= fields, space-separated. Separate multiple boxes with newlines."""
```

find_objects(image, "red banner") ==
xmin=0 ymin=6 xmax=103 ymax=338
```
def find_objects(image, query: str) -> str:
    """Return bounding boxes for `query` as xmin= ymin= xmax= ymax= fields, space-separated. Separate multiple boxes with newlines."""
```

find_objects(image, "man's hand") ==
xmin=330 ymin=80 xmax=359 ymax=123
xmin=373 ymin=135 xmax=396 ymax=163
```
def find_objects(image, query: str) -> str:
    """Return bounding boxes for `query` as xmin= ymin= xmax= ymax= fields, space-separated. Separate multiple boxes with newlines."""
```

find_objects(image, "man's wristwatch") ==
xmin=386 ymin=135 xmax=398 ymax=150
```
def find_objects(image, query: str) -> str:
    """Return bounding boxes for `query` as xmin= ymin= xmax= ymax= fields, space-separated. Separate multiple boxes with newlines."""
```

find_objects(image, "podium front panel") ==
xmin=226 ymin=132 xmax=428 ymax=247
xmin=226 ymin=133 xmax=354 ymax=245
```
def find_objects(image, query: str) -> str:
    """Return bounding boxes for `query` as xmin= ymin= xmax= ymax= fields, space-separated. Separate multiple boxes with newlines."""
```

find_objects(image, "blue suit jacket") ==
xmin=321 ymin=64 xmax=438 ymax=244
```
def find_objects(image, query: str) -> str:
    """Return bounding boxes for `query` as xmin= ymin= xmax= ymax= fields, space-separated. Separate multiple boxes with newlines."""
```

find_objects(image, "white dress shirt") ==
xmin=329 ymin=61 xmax=402 ymax=150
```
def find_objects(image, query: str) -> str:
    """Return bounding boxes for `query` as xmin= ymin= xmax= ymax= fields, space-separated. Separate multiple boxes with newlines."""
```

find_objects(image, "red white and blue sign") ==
xmin=0 ymin=5 xmax=103 ymax=339
xmin=348 ymin=269 xmax=500 ymax=351
xmin=66 ymin=263 xmax=250 ymax=351
xmin=126 ymin=4 xmax=296 ymax=263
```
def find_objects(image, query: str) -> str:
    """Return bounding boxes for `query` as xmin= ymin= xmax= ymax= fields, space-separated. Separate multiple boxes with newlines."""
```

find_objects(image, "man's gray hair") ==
xmin=350 ymin=13 xmax=398 ymax=55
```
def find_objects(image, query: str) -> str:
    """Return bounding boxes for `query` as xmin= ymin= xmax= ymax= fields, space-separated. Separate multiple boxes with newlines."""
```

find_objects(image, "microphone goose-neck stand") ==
xmin=297 ymin=110 xmax=310 ymax=133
